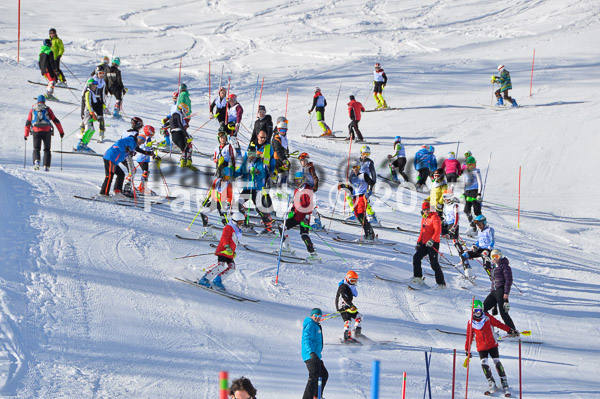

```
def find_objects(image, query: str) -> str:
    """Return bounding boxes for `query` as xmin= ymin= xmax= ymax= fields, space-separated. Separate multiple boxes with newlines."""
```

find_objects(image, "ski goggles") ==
xmin=347 ymin=278 xmax=358 ymax=285
xmin=491 ymin=253 xmax=502 ymax=260
xmin=473 ymin=308 xmax=483 ymax=317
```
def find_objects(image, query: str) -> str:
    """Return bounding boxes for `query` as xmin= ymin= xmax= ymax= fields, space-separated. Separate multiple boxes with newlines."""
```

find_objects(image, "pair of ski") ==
xmin=203 ymin=243 xmax=310 ymax=264
xmin=375 ymin=274 xmax=431 ymax=290
xmin=74 ymin=194 xmax=173 ymax=208
xmin=319 ymin=213 xmax=418 ymax=234
xmin=53 ymin=149 xmax=103 ymax=157
xmin=333 ymin=235 xmax=395 ymax=246
xmin=363 ymin=107 xmax=402 ymax=112
xmin=174 ymin=277 xmax=259 ymax=302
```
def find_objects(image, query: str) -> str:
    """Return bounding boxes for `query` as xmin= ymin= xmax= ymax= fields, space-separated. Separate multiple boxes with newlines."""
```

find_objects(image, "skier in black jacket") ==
xmin=250 ymin=105 xmax=273 ymax=145
xmin=335 ymin=270 xmax=362 ymax=342
xmin=106 ymin=57 xmax=126 ymax=118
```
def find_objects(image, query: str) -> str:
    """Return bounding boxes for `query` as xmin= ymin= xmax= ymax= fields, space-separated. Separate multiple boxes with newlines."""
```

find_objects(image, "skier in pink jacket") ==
xmin=441 ymin=152 xmax=462 ymax=182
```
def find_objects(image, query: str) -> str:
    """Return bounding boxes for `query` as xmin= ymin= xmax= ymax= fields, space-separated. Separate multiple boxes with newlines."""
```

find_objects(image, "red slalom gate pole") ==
xmin=208 ymin=61 xmax=211 ymax=108
xmin=219 ymin=370 xmax=228 ymax=399
xmin=519 ymin=340 xmax=523 ymax=399
xmin=518 ymin=166 xmax=522 ymax=229
xmin=17 ymin=0 xmax=21 ymax=63
xmin=285 ymin=88 xmax=289 ymax=118
xmin=401 ymin=371 xmax=407 ymax=399
xmin=465 ymin=296 xmax=475 ymax=399
xmin=529 ymin=49 xmax=535 ymax=97
xmin=178 ymin=57 xmax=182 ymax=88
xmin=256 ymin=77 xmax=265 ymax=118
xmin=452 ymin=349 xmax=456 ymax=399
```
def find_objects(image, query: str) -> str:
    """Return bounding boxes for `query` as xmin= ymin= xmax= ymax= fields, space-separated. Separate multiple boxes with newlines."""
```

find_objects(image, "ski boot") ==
xmin=345 ymin=215 xmax=357 ymax=222
xmin=354 ymin=326 xmax=362 ymax=337
xmin=310 ymin=218 xmax=323 ymax=231
xmin=113 ymin=108 xmax=121 ymax=119
xmin=368 ymin=215 xmax=379 ymax=225
xmin=179 ymin=157 xmax=186 ymax=168
xmin=97 ymin=131 xmax=105 ymax=143
xmin=44 ymin=166 xmax=50 ymax=172
xmin=201 ymin=225 xmax=215 ymax=238
xmin=464 ymin=266 xmax=474 ymax=279
xmin=306 ymin=252 xmax=321 ymax=263
xmin=485 ymin=379 xmax=499 ymax=396
xmin=433 ymin=283 xmax=447 ymax=290
xmin=343 ymin=330 xmax=353 ymax=341
xmin=496 ymin=97 xmax=504 ymax=106
xmin=197 ymin=276 xmax=211 ymax=288
xmin=320 ymin=129 xmax=332 ymax=137
xmin=511 ymin=99 xmax=518 ymax=108
xmin=392 ymin=174 xmax=400 ymax=183
xmin=112 ymin=190 xmax=129 ymax=201
xmin=33 ymin=160 xmax=40 ymax=170
xmin=211 ymin=275 xmax=225 ymax=291
xmin=185 ymin=158 xmax=193 ymax=168
xmin=410 ymin=276 xmax=425 ymax=285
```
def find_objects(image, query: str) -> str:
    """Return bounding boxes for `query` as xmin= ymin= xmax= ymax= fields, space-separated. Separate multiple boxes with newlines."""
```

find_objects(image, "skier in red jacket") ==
xmin=347 ymin=95 xmax=365 ymax=142
xmin=465 ymin=299 xmax=515 ymax=397
xmin=411 ymin=201 xmax=446 ymax=288
xmin=197 ymin=212 xmax=245 ymax=290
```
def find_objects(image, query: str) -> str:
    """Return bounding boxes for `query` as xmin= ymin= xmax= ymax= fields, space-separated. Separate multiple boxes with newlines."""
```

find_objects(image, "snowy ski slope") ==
xmin=1 ymin=0 xmax=600 ymax=397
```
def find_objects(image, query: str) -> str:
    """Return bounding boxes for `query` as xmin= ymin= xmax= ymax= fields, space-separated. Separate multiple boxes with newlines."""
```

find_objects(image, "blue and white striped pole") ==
xmin=371 ymin=360 xmax=380 ymax=399
xmin=318 ymin=377 xmax=322 ymax=399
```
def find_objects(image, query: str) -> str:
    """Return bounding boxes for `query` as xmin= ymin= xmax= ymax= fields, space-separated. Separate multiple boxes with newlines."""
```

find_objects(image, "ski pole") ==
xmin=327 ymin=188 xmax=341 ymax=231
xmin=24 ymin=138 xmax=27 ymax=169
xmin=465 ymin=297 xmax=475 ymax=398
xmin=432 ymin=246 xmax=476 ymax=286
xmin=189 ymin=118 xmax=213 ymax=135
xmin=274 ymin=191 xmax=293 ymax=285
xmin=156 ymin=159 xmax=171 ymax=199
xmin=303 ymin=110 xmax=314 ymax=134
xmin=481 ymin=152 xmax=492 ymax=201
xmin=251 ymin=75 xmax=259 ymax=121
xmin=312 ymin=229 xmax=347 ymax=263
xmin=60 ymin=137 xmax=63 ymax=171
xmin=330 ymin=83 xmax=342 ymax=133
xmin=61 ymin=61 xmax=81 ymax=84
xmin=174 ymin=252 xmax=215 ymax=260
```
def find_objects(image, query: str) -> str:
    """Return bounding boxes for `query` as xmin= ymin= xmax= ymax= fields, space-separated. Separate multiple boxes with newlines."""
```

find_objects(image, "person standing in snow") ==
xmin=338 ymin=161 xmax=376 ymax=241
xmin=135 ymin=125 xmax=160 ymax=195
xmin=373 ymin=62 xmax=388 ymax=109
xmin=76 ymin=79 xmax=101 ymax=152
xmin=308 ymin=87 xmax=332 ymax=137
xmin=106 ymin=57 xmax=127 ymax=118
xmin=484 ymin=249 xmax=519 ymax=333
xmin=214 ymin=125 xmax=236 ymax=178
xmin=301 ymin=308 xmax=328 ymax=399
xmin=197 ymin=212 xmax=244 ymax=291
xmin=171 ymin=103 xmax=194 ymax=168
xmin=38 ymin=38 xmax=58 ymax=99
xmin=210 ymin=87 xmax=228 ymax=125
xmin=466 ymin=299 xmax=515 ymax=397
xmin=271 ymin=117 xmax=290 ymax=195
xmin=492 ymin=65 xmax=518 ymax=107
xmin=175 ymin=83 xmax=192 ymax=124
xmin=387 ymin=136 xmax=409 ymax=183
xmin=424 ymin=168 xmax=448 ymax=218
xmin=198 ymin=166 xmax=234 ymax=238
xmin=462 ymin=156 xmax=483 ymax=235
xmin=441 ymin=151 xmax=462 ymax=183
xmin=225 ymin=93 xmax=244 ymax=155
xmin=461 ymin=214 xmax=495 ymax=276
xmin=412 ymin=201 xmax=446 ymax=288
xmin=24 ymin=95 xmax=65 ymax=171
xmin=347 ymin=95 xmax=365 ymax=142
xmin=48 ymin=28 xmax=66 ymax=85
xmin=414 ymin=145 xmax=437 ymax=190
xmin=336 ymin=270 xmax=363 ymax=342
xmin=250 ymin=105 xmax=273 ymax=145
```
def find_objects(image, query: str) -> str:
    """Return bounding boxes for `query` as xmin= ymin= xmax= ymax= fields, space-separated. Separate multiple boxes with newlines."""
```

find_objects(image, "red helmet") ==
xmin=374 ymin=63 xmax=381 ymax=69
xmin=346 ymin=270 xmax=358 ymax=285
xmin=143 ymin=125 xmax=155 ymax=137
xmin=298 ymin=152 xmax=310 ymax=160
xmin=172 ymin=91 xmax=179 ymax=100
xmin=227 ymin=93 xmax=237 ymax=101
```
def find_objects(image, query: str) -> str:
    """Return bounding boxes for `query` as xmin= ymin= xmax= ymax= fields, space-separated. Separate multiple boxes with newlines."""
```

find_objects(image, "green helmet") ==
xmin=473 ymin=300 xmax=484 ymax=319
xmin=86 ymin=78 xmax=97 ymax=87
xmin=466 ymin=156 xmax=476 ymax=165
xmin=112 ymin=57 xmax=121 ymax=66
xmin=473 ymin=299 xmax=483 ymax=310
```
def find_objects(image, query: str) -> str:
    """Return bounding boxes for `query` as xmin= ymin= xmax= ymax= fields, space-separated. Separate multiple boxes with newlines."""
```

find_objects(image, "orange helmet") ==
xmin=298 ymin=152 xmax=310 ymax=160
xmin=345 ymin=270 xmax=358 ymax=285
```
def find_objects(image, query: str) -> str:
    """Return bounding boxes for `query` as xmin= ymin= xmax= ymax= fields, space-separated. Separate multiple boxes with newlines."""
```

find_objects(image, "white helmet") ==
xmin=231 ymin=212 xmax=245 ymax=222
xmin=360 ymin=145 xmax=371 ymax=155
xmin=277 ymin=120 xmax=288 ymax=130
xmin=497 ymin=64 xmax=505 ymax=72
xmin=351 ymin=160 xmax=361 ymax=169
xmin=315 ymin=87 xmax=321 ymax=93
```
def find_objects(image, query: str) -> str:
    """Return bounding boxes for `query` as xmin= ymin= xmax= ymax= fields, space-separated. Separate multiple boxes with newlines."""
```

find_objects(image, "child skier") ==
xmin=176 ymin=83 xmax=192 ymax=123
xmin=272 ymin=118 xmax=290 ymax=196
xmin=414 ymin=145 xmax=437 ymax=190
xmin=359 ymin=145 xmax=378 ymax=224
xmin=24 ymin=95 xmax=65 ymax=171
xmin=441 ymin=151 xmax=462 ymax=183
xmin=462 ymin=156 xmax=483 ymax=235
xmin=387 ymin=136 xmax=409 ymax=183
xmin=199 ymin=166 xmax=234 ymax=238
xmin=278 ymin=171 xmax=320 ymax=262
xmin=38 ymin=38 xmax=58 ymax=99
xmin=225 ymin=93 xmax=244 ymax=155
xmin=106 ymin=57 xmax=127 ymax=118
xmin=466 ymin=299 xmax=514 ymax=397
xmin=461 ymin=215 xmax=495 ymax=276
xmin=197 ymin=212 xmax=245 ymax=291
xmin=442 ymin=189 xmax=474 ymax=279
xmin=214 ymin=126 xmax=236 ymax=178
xmin=308 ymin=87 xmax=332 ymax=136
xmin=209 ymin=87 xmax=227 ymax=124
xmin=336 ymin=270 xmax=362 ymax=343
xmin=136 ymin=125 xmax=159 ymax=195
xmin=171 ymin=103 xmax=193 ymax=168
xmin=338 ymin=161 xmax=376 ymax=241
xmin=492 ymin=65 xmax=518 ymax=107
xmin=373 ymin=63 xmax=388 ymax=109
xmin=76 ymin=79 xmax=100 ymax=152
xmin=424 ymin=168 xmax=448 ymax=218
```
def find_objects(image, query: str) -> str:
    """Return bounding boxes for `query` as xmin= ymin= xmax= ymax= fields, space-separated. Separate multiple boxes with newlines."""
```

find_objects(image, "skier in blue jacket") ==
xmin=100 ymin=134 xmax=155 ymax=199
xmin=414 ymin=145 xmax=437 ymax=189
xmin=302 ymin=308 xmax=328 ymax=399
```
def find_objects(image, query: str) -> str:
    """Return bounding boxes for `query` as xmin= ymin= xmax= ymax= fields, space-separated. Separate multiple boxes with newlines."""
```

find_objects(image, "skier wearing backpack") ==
xmin=466 ymin=299 xmax=516 ymax=397
xmin=24 ymin=95 xmax=65 ymax=171
xmin=387 ymin=136 xmax=409 ymax=183
xmin=492 ymin=65 xmax=518 ymax=107
xmin=336 ymin=270 xmax=362 ymax=343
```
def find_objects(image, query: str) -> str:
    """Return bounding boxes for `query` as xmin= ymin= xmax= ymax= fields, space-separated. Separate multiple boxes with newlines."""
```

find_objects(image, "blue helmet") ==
xmin=474 ymin=215 xmax=487 ymax=227
xmin=394 ymin=136 xmax=401 ymax=143
xmin=37 ymin=95 xmax=46 ymax=103
xmin=294 ymin=171 xmax=304 ymax=180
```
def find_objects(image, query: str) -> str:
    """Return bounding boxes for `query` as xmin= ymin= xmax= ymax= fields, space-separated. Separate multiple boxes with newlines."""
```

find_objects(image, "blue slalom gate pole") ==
xmin=371 ymin=360 xmax=380 ymax=399
xmin=318 ymin=377 xmax=322 ymax=399
xmin=423 ymin=350 xmax=432 ymax=399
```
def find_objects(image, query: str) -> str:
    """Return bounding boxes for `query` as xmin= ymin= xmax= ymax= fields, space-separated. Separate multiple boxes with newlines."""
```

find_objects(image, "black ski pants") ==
xmin=464 ymin=188 xmax=482 ymax=226
xmin=348 ymin=120 xmax=364 ymax=140
xmin=238 ymin=189 xmax=273 ymax=224
xmin=446 ymin=172 xmax=459 ymax=183
xmin=495 ymin=89 xmax=514 ymax=104
xmin=416 ymin=167 xmax=430 ymax=186
xmin=391 ymin=157 xmax=410 ymax=181
xmin=32 ymin=131 xmax=52 ymax=167
xmin=303 ymin=355 xmax=328 ymax=399
xmin=484 ymin=288 xmax=516 ymax=330
xmin=101 ymin=159 xmax=126 ymax=195
xmin=465 ymin=247 xmax=492 ymax=276
xmin=283 ymin=217 xmax=315 ymax=253
xmin=413 ymin=242 xmax=446 ymax=285
xmin=170 ymin=129 xmax=190 ymax=157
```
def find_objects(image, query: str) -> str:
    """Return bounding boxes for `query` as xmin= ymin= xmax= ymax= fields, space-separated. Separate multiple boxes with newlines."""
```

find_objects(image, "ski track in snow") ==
xmin=2 ymin=0 xmax=600 ymax=397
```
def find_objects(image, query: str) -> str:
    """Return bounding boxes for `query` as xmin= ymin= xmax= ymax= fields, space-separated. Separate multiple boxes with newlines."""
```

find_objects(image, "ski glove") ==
xmin=426 ymin=239 xmax=435 ymax=248
xmin=476 ymin=194 xmax=482 ymax=203
xmin=465 ymin=351 xmax=472 ymax=358
xmin=24 ymin=136 xmax=27 ymax=141
xmin=348 ymin=306 xmax=358 ymax=313
xmin=503 ymin=301 xmax=510 ymax=312
xmin=448 ymin=225 xmax=456 ymax=235
xmin=218 ymin=248 xmax=235 ymax=258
